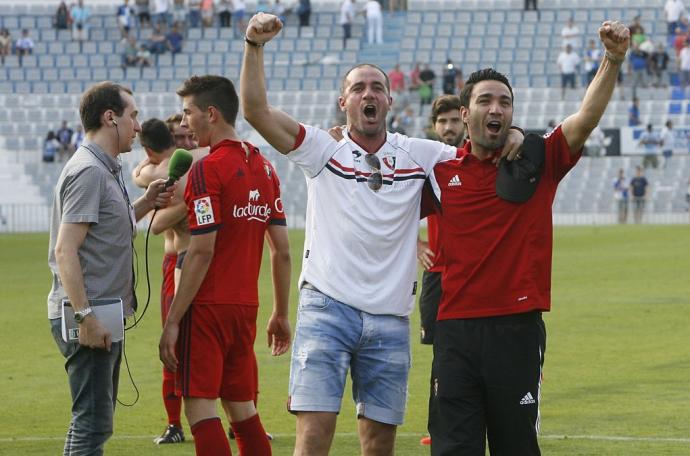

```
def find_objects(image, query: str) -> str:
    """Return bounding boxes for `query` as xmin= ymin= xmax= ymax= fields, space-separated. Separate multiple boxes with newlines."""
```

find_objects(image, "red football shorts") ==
xmin=176 ymin=304 xmax=259 ymax=401
xmin=161 ymin=254 xmax=177 ymax=325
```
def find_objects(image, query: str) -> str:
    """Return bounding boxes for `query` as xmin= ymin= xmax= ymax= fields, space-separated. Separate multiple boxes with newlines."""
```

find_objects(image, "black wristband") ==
xmin=244 ymin=36 xmax=264 ymax=48
xmin=509 ymin=126 xmax=525 ymax=136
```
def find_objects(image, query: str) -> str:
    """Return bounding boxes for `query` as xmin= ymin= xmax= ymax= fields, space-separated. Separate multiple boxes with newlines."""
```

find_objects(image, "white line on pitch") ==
xmin=1 ymin=434 xmax=690 ymax=443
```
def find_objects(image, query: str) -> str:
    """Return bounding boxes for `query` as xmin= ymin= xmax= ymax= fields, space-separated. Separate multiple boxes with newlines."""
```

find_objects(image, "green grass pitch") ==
xmin=0 ymin=225 xmax=689 ymax=455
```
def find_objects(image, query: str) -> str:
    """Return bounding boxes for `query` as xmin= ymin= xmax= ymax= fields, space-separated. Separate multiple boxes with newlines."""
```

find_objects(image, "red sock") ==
xmin=191 ymin=417 xmax=232 ymax=456
xmin=162 ymin=372 xmax=182 ymax=428
xmin=231 ymin=414 xmax=271 ymax=456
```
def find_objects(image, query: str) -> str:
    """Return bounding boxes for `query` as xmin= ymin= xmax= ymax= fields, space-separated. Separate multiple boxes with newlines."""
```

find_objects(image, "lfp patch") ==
xmin=194 ymin=197 xmax=215 ymax=225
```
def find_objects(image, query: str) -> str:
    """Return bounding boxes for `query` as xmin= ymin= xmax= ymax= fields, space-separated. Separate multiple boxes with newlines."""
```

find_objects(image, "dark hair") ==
xmin=79 ymin=81 xmax=132 ymax=133
xmin=341 ymin=63 xmax=391 ymax=94
xmin=430 ymin=95 xmax=463 ymax=124
xmin=45 ymin=131 xmax=55 ymax=141
xmin=140 ymin=118 xmax=174 ymax=153
xmin=165 ymin=113 xmax=183 ymax=133
xmin=459 ymin=68 xmax=514 ymax=110
xmin=176 ymin=75 xmax=239 ymax=126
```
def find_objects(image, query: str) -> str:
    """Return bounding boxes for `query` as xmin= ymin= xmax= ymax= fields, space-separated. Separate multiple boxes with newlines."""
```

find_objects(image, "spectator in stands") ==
xmin=660 ymin=119 xmax=675 ymax=168
xmin=138 ymin=43 xmax=153 ymax=66
xmin=584 ymin=39 xmax=602 ymax=86
xmin=233 ymin=0 xmax=247 ymax=36
xmin=0 ymin=29 xmax=11 ymax=64
xmin=685 ymin=176 xmax=690 ymax=210
xmin=630 ymin=166 xmax=648 ymax=223
xmin=639 ymin=123 xmax=661 ymax=169
xmin=442 ymin=59 xmax=461 ymax=95
xmin=524 ymin=0 xmax=537 ymax=11
xmin=14 ymin=29 xmax=34 ymax=57
xmin=297 ymin=0 xmax=311 ymax=28
xmin=557 ymin=44 xmax=580 ymax=99
xmin=70 ymin=0 xmax=91 ymax=42
xmin=584 ymin=125 xmax=609 ymax=157
xmin=117 ymin=0 xmax=136 ymax=37
xmin=272 ymin=0 xmax=287 ymax=24
xmin=148 ymin=24 xmax=168 ymax=54
xmin=673 ymin=27 xmax=688 ymax=57
xmin=217 ymin=0 xmax=233 ymax=27
xmin=650 ymin=43 xmax=670 ymax=87
xmin=627 ymin=42 xmax=648 ymax=98
xmin=678 ymin=40 xmax=690 ymax=87
xmin=628 ymin=15 xmax=646 ymax=46
xmin=613 ymin=168 xmax=629 ymax=224
xmin=628 ymin=97 xmax=641 ymax=126
xmin=364 ymin=0 xmax=383 ymax=45
xmin=55 ymin=1 xmax=72 ymax=30
xmin=56 ymin=121 xmax=74 ymax=161
xmin=136 ymin=0 xmax=152 ymax=28
xmin=152 ymin=0 xmax=171 ymax=29
xmin=665 ymin=0 xmax=686 ymax=36
xmin=340 ymin=0 xmax=355 ymax=48
xmin=561 ymin=17 xmax=581 ymax=49
xmin=166 ymin=22 xmax=184 ymax=54
xmin=201 ymin=0 xmax=214 ymax=27
xmin=42 ymin=131 xmax=60 ymax=163
xmin=171 ymin=0 xmax=188 ymax=31
xmin=188 ymin=0 xmax=202 ymax=27
xmin=121 ymin=34 xmax=140 ymax=68
xmin=419 ymin=63 xmax=436 ymax=107
xmin=409 ymin=62 xmax=421 ymax=91
xmin=389 ymin=64 xmax=405 ymax=92
xmin=71 ymin=125 xmax=85 ymax=151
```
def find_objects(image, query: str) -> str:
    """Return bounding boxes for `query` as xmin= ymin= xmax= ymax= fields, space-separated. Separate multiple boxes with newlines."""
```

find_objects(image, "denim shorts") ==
xmin=288 ymin=287 xmax=411 ymax=425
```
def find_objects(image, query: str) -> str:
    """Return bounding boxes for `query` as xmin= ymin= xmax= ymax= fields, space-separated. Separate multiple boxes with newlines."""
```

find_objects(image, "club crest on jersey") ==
xmin=382 ymin=156 xmax=396 ymax=170
xmin=194 ymin=197 xmax=215 ymax=225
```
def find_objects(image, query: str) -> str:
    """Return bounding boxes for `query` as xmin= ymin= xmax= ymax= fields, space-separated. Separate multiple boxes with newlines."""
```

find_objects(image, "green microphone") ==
xmin=165 ymin=149 xmax=194 ymax=188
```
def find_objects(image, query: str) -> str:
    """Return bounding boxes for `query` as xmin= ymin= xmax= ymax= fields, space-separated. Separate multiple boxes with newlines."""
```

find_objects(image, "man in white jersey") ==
xmin=240 ymin=13 xmax=524 ymax=456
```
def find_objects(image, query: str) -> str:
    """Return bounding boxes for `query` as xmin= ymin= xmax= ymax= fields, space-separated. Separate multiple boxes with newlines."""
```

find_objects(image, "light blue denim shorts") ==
xmin=288 ymin=286 xmax=411 ymax=425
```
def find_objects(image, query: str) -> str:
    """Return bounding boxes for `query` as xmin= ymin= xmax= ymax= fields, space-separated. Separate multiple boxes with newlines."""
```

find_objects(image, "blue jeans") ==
xmin=288 ymin=287 xmax=411 ymax=425
xmin=50 ymin=319 xmax=122 ymax=456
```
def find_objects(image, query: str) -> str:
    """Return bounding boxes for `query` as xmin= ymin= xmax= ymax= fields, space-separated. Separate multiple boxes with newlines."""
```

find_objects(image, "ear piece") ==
xmin=112 ymin=119 xmax=118 ymax=126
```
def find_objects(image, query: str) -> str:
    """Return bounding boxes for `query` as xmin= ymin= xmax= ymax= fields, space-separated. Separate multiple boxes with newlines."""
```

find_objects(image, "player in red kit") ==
xmin=159 ymin=75 xmax=291 ymax=456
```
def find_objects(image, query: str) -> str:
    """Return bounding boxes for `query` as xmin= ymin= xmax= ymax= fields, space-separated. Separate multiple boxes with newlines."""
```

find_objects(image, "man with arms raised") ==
xmin=241 ymin=13 xmax=524 ymax=455
xmin=426 ymin=22 xmax=630 ymax=455
xmin=159 ymin=75 xmax=291 ymax=455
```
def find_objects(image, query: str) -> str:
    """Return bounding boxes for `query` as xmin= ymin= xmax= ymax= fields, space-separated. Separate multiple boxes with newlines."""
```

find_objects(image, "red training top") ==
xmin=426 ymin=126 xmax=580 ymax=319
xmin=185 ymin=139 xmax=286 ymax=306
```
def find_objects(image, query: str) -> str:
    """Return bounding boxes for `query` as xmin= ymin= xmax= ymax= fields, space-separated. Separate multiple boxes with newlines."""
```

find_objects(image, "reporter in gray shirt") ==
xmin=47 ymin=81 xmax=174 ymax=455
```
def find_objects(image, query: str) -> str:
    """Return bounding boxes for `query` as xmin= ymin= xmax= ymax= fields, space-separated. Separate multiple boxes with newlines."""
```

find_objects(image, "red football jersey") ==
xmin=425 ymin=215 xmax=444 ymax=273
xmin=427 ymin=126 xmax=580 ymax=319
xmin=185 ymin=139 xmax=286 ymax=306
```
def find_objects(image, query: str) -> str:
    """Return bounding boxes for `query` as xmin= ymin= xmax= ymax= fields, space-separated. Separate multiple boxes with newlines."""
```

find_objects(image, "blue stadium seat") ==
xmin=671 ymin=87 xmax=685 ymax=100
xmin=669 ymin=102 xmax=683 ymax=115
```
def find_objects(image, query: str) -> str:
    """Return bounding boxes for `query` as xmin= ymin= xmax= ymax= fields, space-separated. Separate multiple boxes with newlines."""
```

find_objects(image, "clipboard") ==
xmin=61 ymin=298 xmax=124 ymax=343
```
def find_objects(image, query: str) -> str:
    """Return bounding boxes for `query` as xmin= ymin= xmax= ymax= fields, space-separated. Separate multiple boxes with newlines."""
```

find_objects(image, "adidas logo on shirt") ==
xmin=520 ymin=392 xmax=536 ymax=405
xmin=448 ymin=175 xmax=462 ymax=187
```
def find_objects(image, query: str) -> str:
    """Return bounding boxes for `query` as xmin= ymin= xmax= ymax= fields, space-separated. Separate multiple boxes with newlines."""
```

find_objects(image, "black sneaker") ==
xmin=154 ymin=424 xmax=185 ymax=444
xmin=228 ymin=429 xmax=273 ymax=441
